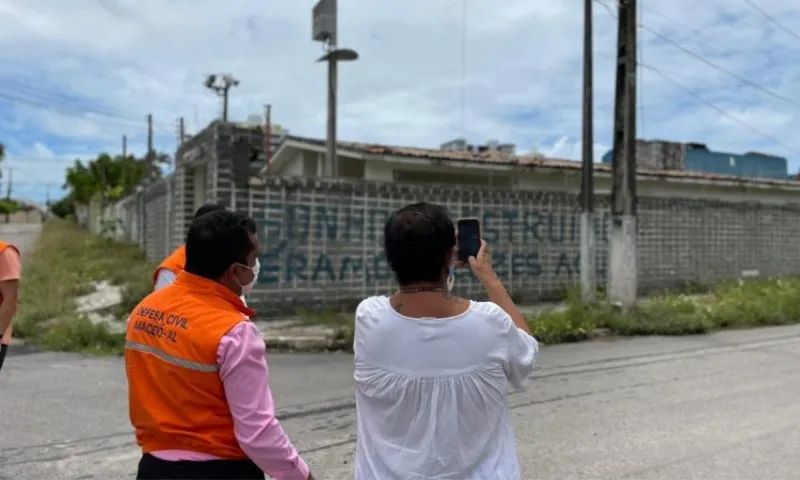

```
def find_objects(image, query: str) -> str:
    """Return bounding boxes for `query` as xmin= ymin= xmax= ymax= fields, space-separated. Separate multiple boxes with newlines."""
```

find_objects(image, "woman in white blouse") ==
xmin=353 ymin=202 xmax=540 ymax=480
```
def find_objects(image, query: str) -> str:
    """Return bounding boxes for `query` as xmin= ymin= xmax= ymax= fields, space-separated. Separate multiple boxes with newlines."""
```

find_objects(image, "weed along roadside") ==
xmin=15 ymin=220 xmax=800 ymax=355
xmin=529 ymin=279 xmax=800 ymax=344
xmin=263 ymin=278 xmax=800 ymax=351
xmin=15 ymin=219 xmax=155 ymax=355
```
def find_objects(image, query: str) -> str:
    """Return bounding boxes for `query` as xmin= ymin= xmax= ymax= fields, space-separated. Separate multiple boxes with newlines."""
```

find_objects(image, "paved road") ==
xmin=4 ymin=324 xmax=800 ymax=479
xmin=4 ymin=223 xmax=800 ymax=478
xmin=0 ymin=222 xmax=42 ymax=258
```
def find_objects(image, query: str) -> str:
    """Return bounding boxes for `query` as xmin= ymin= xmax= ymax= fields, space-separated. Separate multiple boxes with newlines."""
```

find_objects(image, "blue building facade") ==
xmin=601 ymin=141 xmax=788 ymax=180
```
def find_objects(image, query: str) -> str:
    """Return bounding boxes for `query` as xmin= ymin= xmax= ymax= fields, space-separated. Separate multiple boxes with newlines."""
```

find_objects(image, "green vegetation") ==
xmin=15 ymin=219 xmax=155 ymax=355
xmin=49 ymin=151 xmax=170 ymax=218
xmin=528 ymin=279 xmax=800 ymax=344
xmin=296 ymin=279 xmax=800 ymax=351
xmin=0 ymin=199 xmax=21 ymax=215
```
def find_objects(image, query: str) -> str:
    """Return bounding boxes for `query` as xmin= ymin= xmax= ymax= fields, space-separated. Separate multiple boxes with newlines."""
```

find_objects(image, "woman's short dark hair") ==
xmin=383 ymin=202 xmax=455 ymax=285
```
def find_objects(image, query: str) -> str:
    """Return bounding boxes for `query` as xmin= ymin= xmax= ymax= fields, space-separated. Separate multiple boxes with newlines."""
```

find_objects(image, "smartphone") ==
xmin=457 ymin=218 xmax=481 ymax=262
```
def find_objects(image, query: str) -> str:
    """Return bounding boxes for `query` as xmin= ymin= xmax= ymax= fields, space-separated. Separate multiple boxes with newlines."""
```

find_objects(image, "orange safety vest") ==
xmin=125 ymin=271 xmax=256 ymax=458
xmin=0 ymin=241 xmax=20 ymax=345
xmin=153 ymin=245 xmax=186 ymax=286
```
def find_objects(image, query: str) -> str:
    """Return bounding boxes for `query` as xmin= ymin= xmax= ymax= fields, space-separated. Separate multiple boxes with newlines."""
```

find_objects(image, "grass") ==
xmin=293 ymin=278 xmax=800 ymax=349
xmin=529 ymin=278 xmax=800 ymax=344
xmin=16 ymin=219 xmax=156 ymax=355
xmin=22 ymin=220 xmax=800 ymax=353
xmin=294 ymin=307 xmax=355 ymax=348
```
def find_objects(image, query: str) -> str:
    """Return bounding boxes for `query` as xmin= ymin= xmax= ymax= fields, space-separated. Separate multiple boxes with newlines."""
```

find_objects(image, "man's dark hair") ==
xmin=383 ymin=202 xmax=455 ymax=285
xmin=185 ymin=210 xmax=258 ymax=279
xmin=193 ymin=203 xmax=226 ymax=220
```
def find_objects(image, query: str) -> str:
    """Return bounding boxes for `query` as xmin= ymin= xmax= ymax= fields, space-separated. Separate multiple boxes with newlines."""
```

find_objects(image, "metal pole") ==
xmin=264 ymin=104 xmax=272 ymax=172
xmin=122 ymin=135 xmax=127 ymax=158
xmin=326 ymin=55 xmax=338 ymax=178
xmin=579 ymin=0 xmax=596 ymax=303
xmin=4 ymin=167 xmax=11 ymax=224
xmin=222 ymin=87 xmax=229 ymax=123
xmin=179 ymin=117 xmax=186 ymax=145
xmin=607 ymin=0 xmax=638 ymax=307
xmin=147 ymin=115 xmax=153 ymax=158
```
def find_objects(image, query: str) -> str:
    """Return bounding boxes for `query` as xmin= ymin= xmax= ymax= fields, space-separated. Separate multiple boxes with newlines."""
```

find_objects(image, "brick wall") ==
xmin=239 ymin=177 xmax=800 ymax=314
xmin=101 ymin=121 xmax=800 ymax=316
xmin=142 ymin=178 xmax=170 ymax=262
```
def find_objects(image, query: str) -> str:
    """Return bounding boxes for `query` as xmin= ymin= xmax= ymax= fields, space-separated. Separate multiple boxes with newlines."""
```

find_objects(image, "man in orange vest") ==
xmin=153 ymin=203 xmax=226 ymax=291
xmin=0 ymin=240 xmax=21 ymax=373
xmin=126 ymin=210 xmax=315 ymax=480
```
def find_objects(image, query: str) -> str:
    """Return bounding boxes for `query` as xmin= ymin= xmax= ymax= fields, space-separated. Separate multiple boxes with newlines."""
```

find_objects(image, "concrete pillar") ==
xmin=607 ymin=215 xmax=637 ymax=307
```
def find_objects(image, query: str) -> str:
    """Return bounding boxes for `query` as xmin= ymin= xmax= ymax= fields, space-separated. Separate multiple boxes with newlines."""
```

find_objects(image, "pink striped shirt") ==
xmin=151 ymin=321 xmax=309 ymax=480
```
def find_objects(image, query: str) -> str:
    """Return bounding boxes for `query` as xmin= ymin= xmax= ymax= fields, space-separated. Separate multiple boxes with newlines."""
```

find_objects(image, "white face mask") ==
xmin=236 ymin=258 xmax=260 ymax=296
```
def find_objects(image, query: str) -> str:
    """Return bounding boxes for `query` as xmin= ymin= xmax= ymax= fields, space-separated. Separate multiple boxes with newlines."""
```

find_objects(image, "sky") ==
xmin=0 ymin=0 xmax=799 ymax=204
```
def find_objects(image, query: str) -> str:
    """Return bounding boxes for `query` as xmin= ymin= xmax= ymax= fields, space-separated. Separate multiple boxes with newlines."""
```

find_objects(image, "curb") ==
xmin=261 ymin=328 xmax=614 ymax=352
xmin=5 ymin=339 xmax=41 ymax=356
xmin=264 ymin=335 xmax=352 ymax=353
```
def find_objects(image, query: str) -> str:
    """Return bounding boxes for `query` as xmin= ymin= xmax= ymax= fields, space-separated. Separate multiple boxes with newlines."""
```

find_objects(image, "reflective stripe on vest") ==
xmin=126 ymin=271 xmax=256 ymax=458
xmin=125 ymin=340 xmax=219 ymax=372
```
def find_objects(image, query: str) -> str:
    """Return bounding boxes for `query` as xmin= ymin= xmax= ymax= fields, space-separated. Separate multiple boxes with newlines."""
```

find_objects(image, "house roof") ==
xmin=276 ymin=135 xmax=800 ymax=188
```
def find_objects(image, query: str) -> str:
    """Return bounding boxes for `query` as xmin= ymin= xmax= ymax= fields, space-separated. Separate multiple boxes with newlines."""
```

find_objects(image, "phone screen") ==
xmin=457 ymin=219 xmax=481 ymax=262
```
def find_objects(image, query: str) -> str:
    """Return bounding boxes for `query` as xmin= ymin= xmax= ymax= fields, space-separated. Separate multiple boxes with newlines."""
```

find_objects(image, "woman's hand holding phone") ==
xmin=467 ymin=240 xmax=500 ymax=286
xmin=468 ymin=239 xmax=531 ymax=333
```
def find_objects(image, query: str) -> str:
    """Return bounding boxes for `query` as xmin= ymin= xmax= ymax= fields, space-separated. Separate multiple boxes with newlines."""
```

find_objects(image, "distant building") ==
xmin=601 ymin=140 xmax=788 ymax=180
xmin=439 ymin=138 xmax=516 ymax=155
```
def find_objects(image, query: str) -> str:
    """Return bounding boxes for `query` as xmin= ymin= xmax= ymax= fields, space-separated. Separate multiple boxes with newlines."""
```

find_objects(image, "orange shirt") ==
xmin=126 ymin=271 xmax=256 ymax=458
xmin=153 ymin=245 xmax=186 ymax=286
xmin=0 ymin=242 xmax=20 ymax=345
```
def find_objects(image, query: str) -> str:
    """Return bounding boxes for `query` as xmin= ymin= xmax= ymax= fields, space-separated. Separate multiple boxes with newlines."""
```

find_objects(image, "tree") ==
xmin=0 ymin=142 xmax=5 ymax=163
xmin=54 ymin=151 xmax=170 ymax=217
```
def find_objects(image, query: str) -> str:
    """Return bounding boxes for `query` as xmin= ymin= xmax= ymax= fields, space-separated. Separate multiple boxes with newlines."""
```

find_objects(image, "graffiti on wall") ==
xmin=257 ymin=202 xmax=610 ymax=285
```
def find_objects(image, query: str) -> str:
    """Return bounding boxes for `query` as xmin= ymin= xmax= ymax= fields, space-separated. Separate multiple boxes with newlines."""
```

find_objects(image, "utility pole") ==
xmin=579 ymin=0 xmax=596 ymax=303
xmin=45 ymin=183 xmax=51 ymax=222
xmin=4 ymin=167 xmax=11 ymax=223
xmin=121 ymin=134 xmax=128 ymax=190
xmin=313 ymin=0 xmax=359 ymax=177
xmin=142 ymin=114 xmax=154 ymax=246
xmin=147 ymin=113 xmax=154 ymax=177
xmin=326 ymin=43 xmax=338 ymax=178
xmin=204 ymin=74 xmax=240 ymax=122
xmin=608 ymin=0 xmax=638 ymax=307
xmin=264 ymin=104 xmax=272 ymax=173
xmin=178 ymin=117 xmax=186 ymax=146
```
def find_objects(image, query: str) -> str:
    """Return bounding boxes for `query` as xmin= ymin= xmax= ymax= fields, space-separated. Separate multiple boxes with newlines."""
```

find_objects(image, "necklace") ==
xmin=397 ymin=286 xmax=448 ymax=294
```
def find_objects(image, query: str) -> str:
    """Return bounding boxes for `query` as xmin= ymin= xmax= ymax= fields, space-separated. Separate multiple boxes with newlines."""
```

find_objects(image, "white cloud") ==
xmin=0 ymin=0 xmax=797 ymax=198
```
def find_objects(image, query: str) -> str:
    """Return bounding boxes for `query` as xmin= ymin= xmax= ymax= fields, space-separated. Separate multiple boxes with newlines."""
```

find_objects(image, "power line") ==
xmin=592 ymin=0 xmax=799 ymax=156
xmin=593 ymin=0 xmax=800 ymax=109
xmin=0 ymin=88 xmax=173 ymax=131
xmin=740 ymin=0 xmax=800 ymax=42
xmin=0 ymin=78 xmax=136 ymax=119
xmin=640 ymin=63 xmax=800 ymax=156
xmin=638 ymin=26 xmax=800 ymax=109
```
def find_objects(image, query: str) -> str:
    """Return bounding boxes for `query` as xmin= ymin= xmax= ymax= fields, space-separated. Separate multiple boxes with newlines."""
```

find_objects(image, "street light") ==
xmin=204 ymin=74 xmax=240 ymax=123
xmin=312 ymin=0 xmax=359 ymax=178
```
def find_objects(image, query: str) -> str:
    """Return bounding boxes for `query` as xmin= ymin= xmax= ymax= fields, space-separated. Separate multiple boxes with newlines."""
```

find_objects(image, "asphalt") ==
xmin=3 ymin=326 xmax=800 ymax=479
xmin=4 ymin=223 xmax=800 ymax=479
xmin=0 ymin=222 xmax=42 ymax=258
